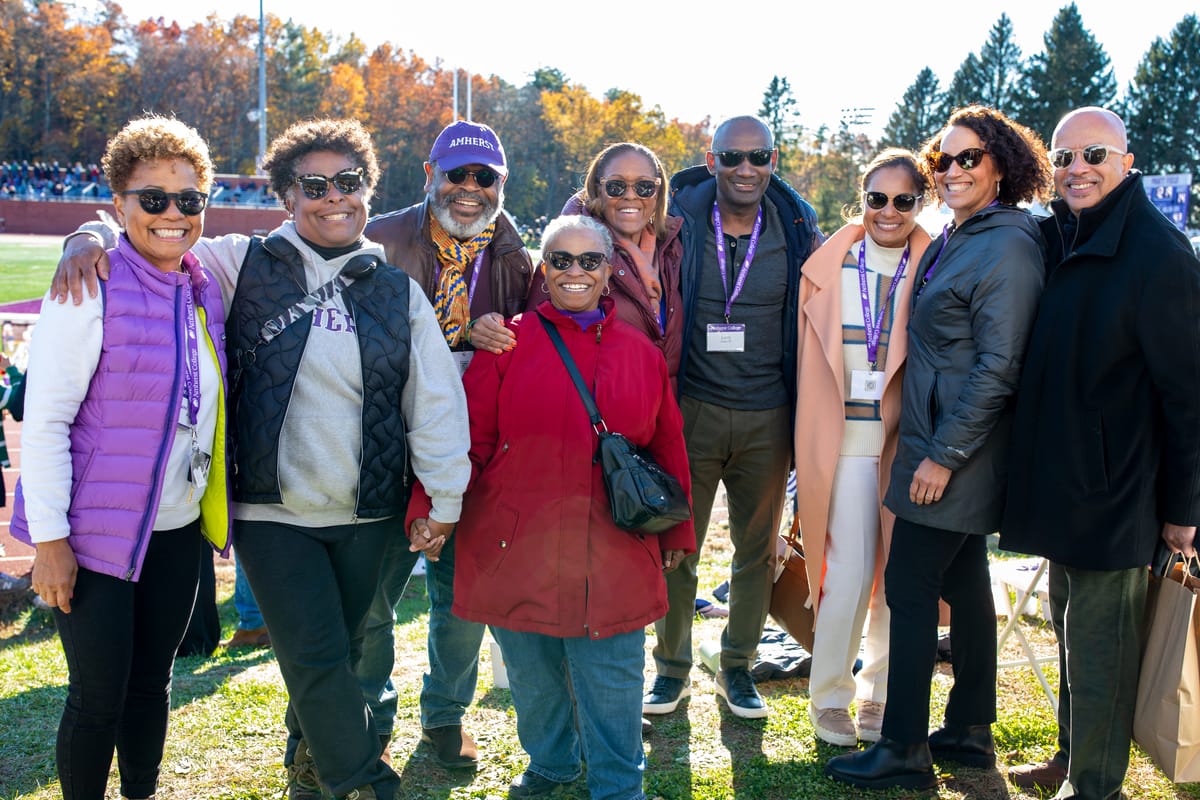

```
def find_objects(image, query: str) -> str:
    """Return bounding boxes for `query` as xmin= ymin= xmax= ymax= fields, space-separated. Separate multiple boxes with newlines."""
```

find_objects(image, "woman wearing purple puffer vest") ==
xmin=9 ymin=115 xmax=230 ymax=800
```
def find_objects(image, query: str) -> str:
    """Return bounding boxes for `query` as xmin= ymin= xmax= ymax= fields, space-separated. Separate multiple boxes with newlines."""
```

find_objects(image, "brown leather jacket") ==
xmin=365 ymin=199 xmax=534 ymax=317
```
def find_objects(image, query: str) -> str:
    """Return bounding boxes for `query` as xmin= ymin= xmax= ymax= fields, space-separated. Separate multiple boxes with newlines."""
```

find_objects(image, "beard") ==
xmin=428 ymin=185 xmax=505 ymax=239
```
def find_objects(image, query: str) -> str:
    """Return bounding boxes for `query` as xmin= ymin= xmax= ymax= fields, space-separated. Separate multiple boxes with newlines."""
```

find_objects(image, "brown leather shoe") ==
xmin=1008 ymin=758 xmax=1067 ymax=791
xmin=420 ymin=725 xmax=478 ymax=769
xmin=222 ymin=626 xmax=271 ymax=649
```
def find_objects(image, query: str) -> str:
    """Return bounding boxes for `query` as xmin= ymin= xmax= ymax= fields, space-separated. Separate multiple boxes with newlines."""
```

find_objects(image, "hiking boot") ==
xmin=222 ymin=626 xmax=271 ymax=649
xmin=715 ymin=667 xmax=767 ymax=719
xmin=856 ymin=700 xmax=884 ymax=742
xmin=810 ymin=705 xmax=857 ymax=746
xmin=642 ymin=675 xmax=690 ymax=715
xmin=287 ymin=740 xmax=327 ymax=800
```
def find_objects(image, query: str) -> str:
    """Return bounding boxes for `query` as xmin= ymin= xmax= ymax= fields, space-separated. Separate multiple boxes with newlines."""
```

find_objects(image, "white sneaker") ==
xmin=809 ymin=704 xmax=857 ymax=746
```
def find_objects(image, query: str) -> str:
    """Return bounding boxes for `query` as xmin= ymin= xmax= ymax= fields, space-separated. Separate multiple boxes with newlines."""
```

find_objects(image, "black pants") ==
xmin=881 ymin=517 xmax=996 ymax=744
xmin=177 ymin=538 xmax=219 ymax=657
xmin=53 ymin=522 xmax=202 ymax=800
xmin=234 ymin=518 xmax=400 ymax=799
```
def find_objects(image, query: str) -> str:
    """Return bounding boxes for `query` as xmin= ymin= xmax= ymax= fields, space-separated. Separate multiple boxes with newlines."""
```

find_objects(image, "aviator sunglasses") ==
xmin=599 ymin=177 xmax=661 ymax=199
xmin=121 ymin=188 xmax=208 ymax=216
xmin=445 ymin=166 xmax=500 ymax=188
xmin=294 ymin=167 xmax=365 ymax=200
xmin=928 ymin=148 xmax=988 ymax=173
xmin=865 ymin=191 xmax=921 ymax=213
xmin=544 ymin=251 xmax=606 ymax=272
xmin=713 ymin=149 xmax=774 ymax=167
xmin=1047 ymin=144 xmax=1126 ymax=169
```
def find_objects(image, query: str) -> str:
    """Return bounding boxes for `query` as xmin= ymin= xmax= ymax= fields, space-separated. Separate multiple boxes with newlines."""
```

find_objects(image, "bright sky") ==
xmin=92 ymin=0 xmax=1194 ymax=140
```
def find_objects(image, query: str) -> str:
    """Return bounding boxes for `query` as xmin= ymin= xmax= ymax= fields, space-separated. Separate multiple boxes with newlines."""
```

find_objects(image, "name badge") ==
xmin=706 ymin=323 xmax=745 ymax=352
xmin=452 ymin=350 xmax=475 ymax=377
xmin=850 ymin=369 xmax=885 ymax=401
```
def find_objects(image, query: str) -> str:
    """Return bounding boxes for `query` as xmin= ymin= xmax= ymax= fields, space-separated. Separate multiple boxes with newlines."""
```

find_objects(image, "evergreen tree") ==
xmin=881 ymin=67 xmax=942 ymax=151
xmin=1126 ymin=14 xmax=1200 ymax=228
xmin=977 ymin=14 xmax=1024 ymax=113
xmin=939 ymin=54 xmax=985 ymax=120
xmin=1018 ymin=3 xmax=1117 ymax=144
xmin=759 ymin=76 xmax=800 ymax=171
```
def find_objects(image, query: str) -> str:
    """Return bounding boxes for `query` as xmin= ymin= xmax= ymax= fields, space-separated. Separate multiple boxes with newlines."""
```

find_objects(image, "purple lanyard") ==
xmin=181 ymin=283 xmax=201 ymax=427
xmin=434 ymin=251 xmax=485 ymax=307
xmin=712 ymin=202 xmax=763 ymax=322
xmin=857 ymin=243 xmax=909 ymax=370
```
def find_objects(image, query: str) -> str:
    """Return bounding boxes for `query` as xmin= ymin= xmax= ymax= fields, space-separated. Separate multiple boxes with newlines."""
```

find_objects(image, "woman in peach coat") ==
xmin=793 ymin=149 xmax=931 ymax=747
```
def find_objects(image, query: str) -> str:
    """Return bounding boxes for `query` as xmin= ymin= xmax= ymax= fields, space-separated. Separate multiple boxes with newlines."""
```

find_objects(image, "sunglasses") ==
xmin=121 ymin=188 xmax=208 ymax=216
xmin=713 ymin=149 xmax=774 ymax=168
xmin=599 ymin=177 xmax=661 ymax=199
xmin=294 ymin=167 xmax=365 ymax=200
xmin=864 ymin=191 xmax=921 ymax=212
xmin=444 ymin=166 xmax=500 ymax=188
xmin=1047 ymin=144 xmax=1126 ymax=169
xmin=544 ymin=251 xmax=606 ymax=272
xmin=928 ymin=148 xmax=988 ymax=173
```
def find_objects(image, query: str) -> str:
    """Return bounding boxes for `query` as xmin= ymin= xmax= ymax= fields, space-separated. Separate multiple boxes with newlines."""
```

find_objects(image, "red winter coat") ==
xmin=407 ymin=299 xmax=695 ymax=639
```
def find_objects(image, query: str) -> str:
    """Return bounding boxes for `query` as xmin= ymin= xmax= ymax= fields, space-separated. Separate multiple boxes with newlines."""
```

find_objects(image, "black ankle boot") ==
xmin=927 ymin=724 xmax=995 ymax=768
xmin=825 ymin=737 xmax=937 ymax=790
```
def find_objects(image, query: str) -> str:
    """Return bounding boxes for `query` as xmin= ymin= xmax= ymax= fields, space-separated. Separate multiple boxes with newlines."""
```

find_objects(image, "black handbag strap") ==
xmin=536 ymin=312 xmax=608 ymax=433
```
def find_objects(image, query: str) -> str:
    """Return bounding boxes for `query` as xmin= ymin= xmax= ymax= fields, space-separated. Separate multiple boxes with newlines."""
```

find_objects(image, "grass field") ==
xmin=1 ymin=523 xmax=1196 ymax=800
xmin=0 ymin=236 xmax=59 ymax=305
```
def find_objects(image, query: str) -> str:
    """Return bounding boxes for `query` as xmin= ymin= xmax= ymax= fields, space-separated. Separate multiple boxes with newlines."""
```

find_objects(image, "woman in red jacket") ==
xmin=407 ymin=214 xmax=695 ymax=800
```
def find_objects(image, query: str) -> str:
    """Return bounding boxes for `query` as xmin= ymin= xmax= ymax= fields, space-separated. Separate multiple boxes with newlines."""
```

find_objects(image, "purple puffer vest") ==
xmin=11 ymin=236 xmax=228 ymax=581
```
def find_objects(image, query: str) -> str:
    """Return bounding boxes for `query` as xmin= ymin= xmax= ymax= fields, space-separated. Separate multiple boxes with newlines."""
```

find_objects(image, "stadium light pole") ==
xmin=256 ymin=0 xmax=267 ymax=174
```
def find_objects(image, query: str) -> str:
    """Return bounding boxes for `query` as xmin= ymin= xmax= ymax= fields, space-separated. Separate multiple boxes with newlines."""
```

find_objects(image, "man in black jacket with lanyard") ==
xmin=1001 ymin=107 xmax=1200 ymax=800
xmin=643 ymin=116 xmax=822 ymax=720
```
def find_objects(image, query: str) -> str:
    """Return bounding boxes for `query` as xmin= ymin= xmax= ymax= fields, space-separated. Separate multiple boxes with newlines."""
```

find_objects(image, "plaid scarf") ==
xmin=430 ymin=217 xmax=495 ymax=346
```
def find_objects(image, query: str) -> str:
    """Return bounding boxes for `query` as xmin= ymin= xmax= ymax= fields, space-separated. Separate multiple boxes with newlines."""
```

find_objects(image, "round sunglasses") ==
xmin=864 ymin=191 xmax=921 ymax=213
xmin=544 ymin=251 xmax=606 ymax=271
xmin=713 ymin=149 xmax=773 ymax=168
xmin=928 ymin=148 xmax=988 ymax=173
xmin=294 ymin=168 xmax=365 ymax=200
xmin=1047 ymin=144 xmax=1126 ymax=169
xmin=120 ymin=188 xmax=208 ymax=216
xmin=444 ymin=166 xmax=500 ymax=189
xmin=599 ymin=177 xmax=660 ymax=199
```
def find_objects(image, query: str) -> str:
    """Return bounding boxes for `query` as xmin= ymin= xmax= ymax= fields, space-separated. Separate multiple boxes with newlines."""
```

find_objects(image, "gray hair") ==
xmin=539 ymin=214 xmax=613 ymax=258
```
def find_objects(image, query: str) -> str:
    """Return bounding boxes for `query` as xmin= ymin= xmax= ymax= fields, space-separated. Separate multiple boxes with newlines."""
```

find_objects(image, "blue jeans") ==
xmin=491 ymin=626 xmax=646 ymax=800
xmin=357 ymin=531 xmax=420 ymax=736
xmin=233 ymin=558 xmax=264 ymax=630
xmin=420 ymin=533 xmax=485 ymax=729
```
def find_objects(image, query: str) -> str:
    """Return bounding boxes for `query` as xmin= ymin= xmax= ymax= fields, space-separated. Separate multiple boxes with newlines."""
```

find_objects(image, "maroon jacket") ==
xmin=407 ymin=299 xmax=695 ymax=639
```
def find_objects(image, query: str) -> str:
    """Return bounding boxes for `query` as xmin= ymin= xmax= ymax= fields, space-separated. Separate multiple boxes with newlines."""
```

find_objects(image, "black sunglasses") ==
xmin=1047 ymin=144 xmax=1126 ymax=169
xmin=713 ymin=149 xmax=773 ymax=168
xmin=444 ymin=166 xmax=500 ymax=189
xmin=599 ymin=177 xmax=660 ymax=199
xmin=864 ymin=191 xmax=921 ymax=213
xmin=121 ymin=188 xmax=208 ymax=216
xmin=928 ymin=148 xmax=987 ymax=173
xmin=544 ymin=251 xmax=606 ymax=272
xmin=294 ymin=167 xmax=365 ymax=200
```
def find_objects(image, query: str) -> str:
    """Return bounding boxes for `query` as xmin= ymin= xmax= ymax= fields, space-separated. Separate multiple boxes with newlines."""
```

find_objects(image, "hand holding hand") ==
xmin=661 ymin=549 xmax=686 ymax=573
xmin=409 ymin=517 xmax=454 ymax=562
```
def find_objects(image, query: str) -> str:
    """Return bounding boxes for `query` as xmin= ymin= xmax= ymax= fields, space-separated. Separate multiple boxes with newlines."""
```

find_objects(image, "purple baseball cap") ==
xmin=429 ymin=120 xmax=507 ymax=175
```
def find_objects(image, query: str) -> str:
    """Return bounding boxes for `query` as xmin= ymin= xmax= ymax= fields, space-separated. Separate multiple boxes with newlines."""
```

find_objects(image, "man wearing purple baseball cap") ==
xmin=360 ymin=119 xmax=534 ymax=772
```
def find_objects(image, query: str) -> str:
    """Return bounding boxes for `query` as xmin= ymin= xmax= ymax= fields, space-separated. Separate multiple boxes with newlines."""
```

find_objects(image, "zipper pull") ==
xmin=595 ymin=323 xmax=602 ymax=344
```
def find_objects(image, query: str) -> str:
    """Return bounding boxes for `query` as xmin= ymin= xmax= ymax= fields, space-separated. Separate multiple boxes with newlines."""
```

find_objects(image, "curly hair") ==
xmin=842 ymin=147 xmax=928 ymax=223
xmin=261 ymin=118 xmax=380 ymax=203
xmin=919 ymin=105 xmax=1053 ymax=206
xmin=580 ymin=142 xmax=669 ymax=240
xmin=101 ymin=115 xmax=214 ymax=194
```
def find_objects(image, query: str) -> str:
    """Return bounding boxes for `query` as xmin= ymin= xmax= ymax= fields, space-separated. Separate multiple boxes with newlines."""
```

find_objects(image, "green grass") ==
xmin=0 ymin=236 xmax=60 ymax=304
xmin=1 ymin=526 xmax=1197 ymax=800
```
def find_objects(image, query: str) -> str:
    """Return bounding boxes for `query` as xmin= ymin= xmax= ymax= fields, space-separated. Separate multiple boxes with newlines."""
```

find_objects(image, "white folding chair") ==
xmin=992 ymin=557 xmax=1058 ymax=710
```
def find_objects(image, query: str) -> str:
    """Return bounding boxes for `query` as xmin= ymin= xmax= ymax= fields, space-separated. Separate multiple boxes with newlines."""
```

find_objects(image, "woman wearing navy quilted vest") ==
xmin=10 ymin=115 xmax=231 ymax=800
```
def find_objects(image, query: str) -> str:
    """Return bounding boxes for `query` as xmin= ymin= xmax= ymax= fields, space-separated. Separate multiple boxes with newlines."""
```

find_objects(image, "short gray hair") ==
xmin=539 ymin=214 xmax=613 ymax=258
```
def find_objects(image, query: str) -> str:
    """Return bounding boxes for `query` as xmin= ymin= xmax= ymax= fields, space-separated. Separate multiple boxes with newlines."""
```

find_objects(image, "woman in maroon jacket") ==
xmin=407 ymin=214 xmax=695 ymax=800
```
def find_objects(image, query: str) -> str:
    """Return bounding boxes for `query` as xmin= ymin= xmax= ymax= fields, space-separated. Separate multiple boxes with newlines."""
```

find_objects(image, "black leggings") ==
xmin=53 ymin=522 xmax=202 ymax=800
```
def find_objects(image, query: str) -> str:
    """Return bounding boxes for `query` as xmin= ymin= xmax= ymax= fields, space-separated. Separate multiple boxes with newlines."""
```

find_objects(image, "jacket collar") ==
xmin=1048 ymin=171 xmax=1142 ymax=259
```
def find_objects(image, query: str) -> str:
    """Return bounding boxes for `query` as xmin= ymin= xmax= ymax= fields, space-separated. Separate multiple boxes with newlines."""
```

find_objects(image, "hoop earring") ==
xmin=540 ymin=281 xmax=549 ymax=294
xmin=602 ymin=285 xmax=611 ymax=296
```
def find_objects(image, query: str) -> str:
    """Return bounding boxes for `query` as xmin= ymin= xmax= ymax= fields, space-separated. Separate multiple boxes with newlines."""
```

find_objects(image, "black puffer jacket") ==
xmin=884 ymin=205 xmax=1044 ymax=534
xmin=226 ymin=234 xmax=412 ymax=518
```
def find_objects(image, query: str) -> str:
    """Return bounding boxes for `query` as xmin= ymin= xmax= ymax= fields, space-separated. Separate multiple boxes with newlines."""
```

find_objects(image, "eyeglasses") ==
xmin=120 ymin=188 xmax=208 ymax=216
xmin=444 ymin=166 xmax=500 ymax=189
xmin=294 ymin=167 xmax=365 ymax=200
xmin=599 ymin=177 xmax=661 ymax=199
xmin=544 ymin=251 xmax=606 ymax=272
xmin=1047 ymin=144 xmax=1126 ymax=169
xmin=713 ymin=149 xmax=774 ymax=168
xmin=864 ymin=191 xmax=921 ymax=212
xmin=928 ymin=148 xmax=988 ymax=173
